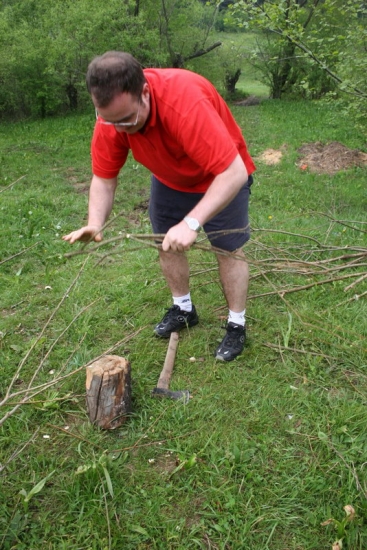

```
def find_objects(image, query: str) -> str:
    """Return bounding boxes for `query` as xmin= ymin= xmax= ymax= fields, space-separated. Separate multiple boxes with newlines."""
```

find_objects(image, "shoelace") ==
xmin=221 ymin=325 xmax=243 ymax=346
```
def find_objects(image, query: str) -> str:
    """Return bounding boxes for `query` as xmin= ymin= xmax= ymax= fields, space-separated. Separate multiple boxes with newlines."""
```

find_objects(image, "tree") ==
xmin=150 ymin=0 xmax=222 ymax=68
xmin=0 ymin=0 xmax=162 ymax=118
xmin=0 ymin=0 xmax=226 ymax=118
xmin=231 ymin=0 xmax=367 ymax=102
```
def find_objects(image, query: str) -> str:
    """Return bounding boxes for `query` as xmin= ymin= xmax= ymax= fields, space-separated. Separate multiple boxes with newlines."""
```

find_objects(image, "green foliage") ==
xmin=0 ymin=0 xmax=234 ymax=119
xmin=0 ymin=0 xmax=162 ymax=118
xmin=230 ymin=0 xmax=367 ymax=132
xmin=142 ymin=0 xmax=221 ymax=69
xmin=19 ymin=470 xmax=55 ymax=512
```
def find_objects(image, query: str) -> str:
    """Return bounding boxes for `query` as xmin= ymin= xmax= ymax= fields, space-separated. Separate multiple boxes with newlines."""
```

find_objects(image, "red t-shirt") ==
xmin=91 ymin=68 xmax=255 ymax=193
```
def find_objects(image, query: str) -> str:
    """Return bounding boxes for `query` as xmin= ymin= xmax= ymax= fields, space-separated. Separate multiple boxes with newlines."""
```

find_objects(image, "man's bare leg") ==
xmin=216 ymin=248 xmax=249 ymax=312
xmin=214 ymin=248 xmax=248 ymax=361
xmin=158 ymin=247 xmax=249 ymax=312
xmin=158 ymin=250 xmax=190 ymax=296
xmin=154 ymin=250 xmax=198 ymax=337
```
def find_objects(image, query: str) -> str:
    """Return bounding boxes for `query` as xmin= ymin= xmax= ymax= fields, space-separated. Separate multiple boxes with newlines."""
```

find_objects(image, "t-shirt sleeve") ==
xmin=91 ymin=125 xmax=129 ymax=179
xmin=175 ymin=98 xmax=240 ymax=175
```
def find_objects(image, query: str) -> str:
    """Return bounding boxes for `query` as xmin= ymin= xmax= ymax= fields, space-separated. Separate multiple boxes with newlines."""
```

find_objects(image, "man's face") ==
xmin=94 ymin=83 xmax=150 ymax=134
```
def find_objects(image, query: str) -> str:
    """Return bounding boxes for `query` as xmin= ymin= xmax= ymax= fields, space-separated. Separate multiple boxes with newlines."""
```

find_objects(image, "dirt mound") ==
xmin=298 ymin=141 xmax=367 ymax=175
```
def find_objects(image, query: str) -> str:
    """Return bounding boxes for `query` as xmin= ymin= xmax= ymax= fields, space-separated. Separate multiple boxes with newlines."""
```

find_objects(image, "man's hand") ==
xmin=162 ymin=220 xmax=198 ymax=252
xmin=63 ymin=175 xmax=117 ymax=245
xmin=62 ymin=225 xmax=102 ymax=244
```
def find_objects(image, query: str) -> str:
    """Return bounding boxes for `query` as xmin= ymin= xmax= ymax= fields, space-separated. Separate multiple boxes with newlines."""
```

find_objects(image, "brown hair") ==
xmin=86 ymin=51 xmax=146 ymax=107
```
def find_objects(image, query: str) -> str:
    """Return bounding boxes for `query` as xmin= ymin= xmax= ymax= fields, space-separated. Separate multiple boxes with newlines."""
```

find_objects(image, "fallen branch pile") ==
xmin=63 ymin=218 xmax=367 ymax=305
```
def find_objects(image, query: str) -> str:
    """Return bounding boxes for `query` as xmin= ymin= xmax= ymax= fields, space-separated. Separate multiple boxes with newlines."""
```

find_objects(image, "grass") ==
xmin=0 ymin=97 xmax=367 ymax=550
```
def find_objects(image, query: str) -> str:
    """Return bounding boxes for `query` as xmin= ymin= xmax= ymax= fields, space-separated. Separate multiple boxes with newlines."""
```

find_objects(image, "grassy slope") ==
xmin=0 ymin=99 xmax=366 ymax=550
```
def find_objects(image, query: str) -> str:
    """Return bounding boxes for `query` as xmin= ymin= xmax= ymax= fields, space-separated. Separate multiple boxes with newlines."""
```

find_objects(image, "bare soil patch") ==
xmin=255 ymin=141 xmax=367 ymax=174
xmin=67 ymin=167 xmax=90 ymax=194
xmin=298 ymin=141 xmax=367 ymax=175
xmin=256 ymin=149 xmax=283 ymax=165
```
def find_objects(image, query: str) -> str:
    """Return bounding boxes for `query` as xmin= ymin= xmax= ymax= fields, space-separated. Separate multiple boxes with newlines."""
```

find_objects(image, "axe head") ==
xmin=152 ymin=387 xmax=190 ymax=404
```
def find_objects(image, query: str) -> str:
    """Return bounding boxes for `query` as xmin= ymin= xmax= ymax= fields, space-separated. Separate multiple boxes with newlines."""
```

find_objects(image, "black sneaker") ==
xmin=154 ymin=305 xmax=199 ymax=338
xmin=215 ymin=322 xmax=246 ymax=361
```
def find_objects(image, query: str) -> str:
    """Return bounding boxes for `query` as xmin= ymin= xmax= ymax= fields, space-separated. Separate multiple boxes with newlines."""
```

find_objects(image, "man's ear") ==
xmin=142 ymin=82 xmax=150 ymax=101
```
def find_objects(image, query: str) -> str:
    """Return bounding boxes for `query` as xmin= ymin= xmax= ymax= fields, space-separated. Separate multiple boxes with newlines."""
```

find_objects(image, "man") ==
xmin=63 ymin=51 xmax=255 ymax=361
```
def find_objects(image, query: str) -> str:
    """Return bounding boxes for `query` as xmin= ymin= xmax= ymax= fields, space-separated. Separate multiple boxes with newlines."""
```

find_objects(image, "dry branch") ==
xmin=62 ymin=217 xmax=367 ymax=304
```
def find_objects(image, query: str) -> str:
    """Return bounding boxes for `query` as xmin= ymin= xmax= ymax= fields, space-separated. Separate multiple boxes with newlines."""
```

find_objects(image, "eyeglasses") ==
xmin=95 ymin=102 xmax=141 ymax=127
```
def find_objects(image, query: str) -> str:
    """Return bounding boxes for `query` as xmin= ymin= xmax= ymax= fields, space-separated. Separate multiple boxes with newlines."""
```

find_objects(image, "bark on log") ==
xmin=86 ymin=355 xmax=132 ymax=430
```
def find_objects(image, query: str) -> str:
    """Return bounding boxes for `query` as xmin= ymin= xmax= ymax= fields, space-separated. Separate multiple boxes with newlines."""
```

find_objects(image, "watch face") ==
xmin=185 ymin=217 xmax=200 ymax=231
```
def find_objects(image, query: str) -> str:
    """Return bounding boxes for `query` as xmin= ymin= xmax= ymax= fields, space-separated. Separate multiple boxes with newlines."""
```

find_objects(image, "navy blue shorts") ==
xmin=149 ymin=175 xmax=253 ymax=252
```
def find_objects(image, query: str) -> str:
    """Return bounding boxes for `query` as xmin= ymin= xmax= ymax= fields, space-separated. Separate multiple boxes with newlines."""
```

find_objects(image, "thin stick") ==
xmin=311 ymin=211 xmax=367 ymax=234
xmin=263 ymin=342 xmax=335 ymax=360
xmin=3 ymin=257 xmax=90 ymax=402
xmin=0 ymin=427 xmax=40 ymax=474
xmin=46 ymin=423 xmax=106 ymax=450
xmin=334 ymin=289 xmax=367 ymax=308
xmin=344 ymin=272 xmax=367 ymax=292
xmin=27 ymin=301 xmax=99 ymax=392
xmin=0 ymin=175 xmax=26 ymax=194
xmin=98 ymin=470 xmax=112 ymax=550
xmin=247 ymin=271 xmax=367 ymax=300
xmin=0 ymin=242 xmax=40 ymax=266
xmin=252 ymin=227 xmax=324 ymax=246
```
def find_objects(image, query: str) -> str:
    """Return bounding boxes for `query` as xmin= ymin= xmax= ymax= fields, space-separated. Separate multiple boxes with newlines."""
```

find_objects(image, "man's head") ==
xmin=86 ymin=51 xmax=145 ymax=107
xmin=87 ymin=51 xmax=150 ymax=134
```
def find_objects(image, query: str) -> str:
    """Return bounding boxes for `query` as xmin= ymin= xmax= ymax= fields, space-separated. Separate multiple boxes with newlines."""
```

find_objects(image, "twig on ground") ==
xmin=311 ymin=211 xmax=367 ymax=234
xmin=0 ymin=175 xmax=26 ymax=194
xmin=99 ymin=470 xmax=112 ymax=550
xmin=0 ymin=427 xmax=40 ymax=475
xmin=0 ymin=242 xmax=41 ymax=266
xmin=263 ymin=342 xmax=335 ymax=361
xmin=2 ymin=257 xmax=91 ymax=405
xmin=248 ymin=271 xmax=367 ymax=300
xmin=334 ymin=289 xmax=367 ymax=308
xmin=344 ymin=272 xmax=367 ymax=292
xmin=328 ymin=441 xmax=367 ymax=500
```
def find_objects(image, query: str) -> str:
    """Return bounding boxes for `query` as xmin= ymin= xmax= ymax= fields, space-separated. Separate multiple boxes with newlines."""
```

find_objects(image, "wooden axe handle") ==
xmin=156 ymin=332 xmax=179 ymax=390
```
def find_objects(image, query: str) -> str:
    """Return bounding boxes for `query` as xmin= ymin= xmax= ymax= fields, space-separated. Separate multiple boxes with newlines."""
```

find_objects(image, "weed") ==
xmin=19 ymin=470 xmax=56 ymax=513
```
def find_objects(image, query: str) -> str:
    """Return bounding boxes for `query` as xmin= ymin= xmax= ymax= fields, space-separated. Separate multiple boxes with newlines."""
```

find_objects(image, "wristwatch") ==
xmin=184 ymin=216 xmax=202 ymax=232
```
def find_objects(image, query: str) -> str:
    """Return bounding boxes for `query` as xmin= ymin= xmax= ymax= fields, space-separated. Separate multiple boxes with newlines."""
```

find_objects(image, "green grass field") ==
xmin=1 ymin=96 xmax=367 ymax=549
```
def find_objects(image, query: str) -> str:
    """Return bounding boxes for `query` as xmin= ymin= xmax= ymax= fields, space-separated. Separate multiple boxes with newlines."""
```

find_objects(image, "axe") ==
xmin=152 ymin=332 xmax=190 ymax=404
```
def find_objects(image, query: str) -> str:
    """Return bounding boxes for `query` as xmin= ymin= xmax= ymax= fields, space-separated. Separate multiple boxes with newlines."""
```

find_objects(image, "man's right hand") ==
xmin=62 ymin=225 xmax=103 ymax=244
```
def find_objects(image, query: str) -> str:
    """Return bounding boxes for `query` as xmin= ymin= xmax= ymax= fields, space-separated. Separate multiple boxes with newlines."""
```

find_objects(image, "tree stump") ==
xmin=86 ymin=355 xmax=132 ymax=430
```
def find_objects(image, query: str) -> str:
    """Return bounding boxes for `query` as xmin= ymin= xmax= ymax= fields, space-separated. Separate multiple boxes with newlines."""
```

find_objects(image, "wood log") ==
xmin=86 ymin=355 xmax=132 ymax=430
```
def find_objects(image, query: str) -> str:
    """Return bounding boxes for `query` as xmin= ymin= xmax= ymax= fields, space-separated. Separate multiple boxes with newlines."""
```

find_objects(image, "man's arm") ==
xmin=162 ymin=154 xmax=248 ymax=252
xmin=63 ymin=175 xmax=118 ymax=244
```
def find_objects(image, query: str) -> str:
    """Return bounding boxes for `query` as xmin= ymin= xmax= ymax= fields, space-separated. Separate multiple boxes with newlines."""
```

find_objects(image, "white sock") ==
xmin=228 ymin=309 xmax=246 ymax=327
xmin=173 ymin=293 xmax=192 ymax=312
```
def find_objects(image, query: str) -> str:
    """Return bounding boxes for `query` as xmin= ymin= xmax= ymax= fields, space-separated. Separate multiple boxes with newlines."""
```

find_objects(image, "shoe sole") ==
xmin=215 ymin=353 xmax=238 ymax=362
xmin=154 ymin=319 xmax=199 ymax=338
